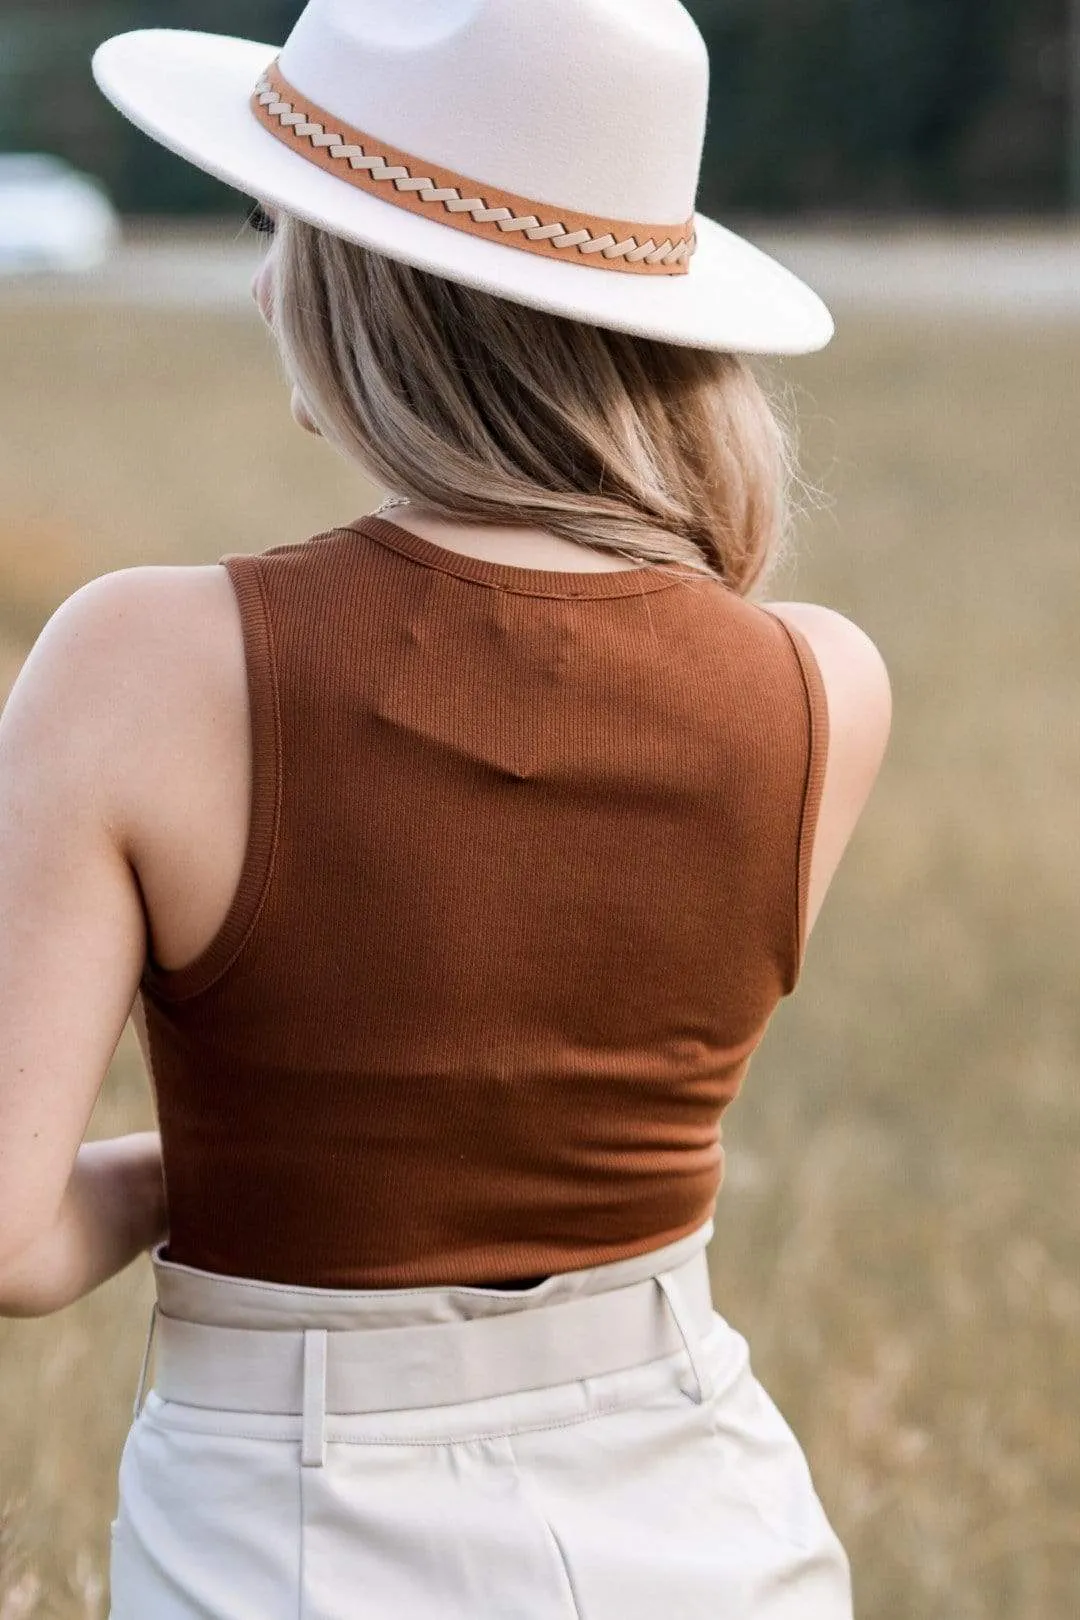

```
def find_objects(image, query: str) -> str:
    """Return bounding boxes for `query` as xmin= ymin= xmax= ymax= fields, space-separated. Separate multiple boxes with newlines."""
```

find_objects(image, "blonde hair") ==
xmin=271 ymin=213 xmax=799 ymax=597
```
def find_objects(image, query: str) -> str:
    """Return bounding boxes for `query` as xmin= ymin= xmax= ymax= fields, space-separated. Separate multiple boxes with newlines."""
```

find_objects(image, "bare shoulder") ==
xmin=40 ymin=563 xmax=238 ymax=656
xmin=11 ymin=564 xmax=247 ymax=844
xmin=759 ymin=601 xmax=892 ymax=738
xmin=29 ymin=564 xmax=244 ymax=709
xmin=758 ymin=601 xmax=893 ymax=941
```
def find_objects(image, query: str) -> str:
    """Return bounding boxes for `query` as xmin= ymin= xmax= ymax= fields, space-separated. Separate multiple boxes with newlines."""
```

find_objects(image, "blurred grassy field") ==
xmin=0 ymin=292 xmax=1077 ymax=1620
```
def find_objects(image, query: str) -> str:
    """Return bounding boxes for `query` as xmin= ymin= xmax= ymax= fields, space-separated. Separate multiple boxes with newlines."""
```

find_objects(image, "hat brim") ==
xmin=92 ymin=28 xmax=834 ymax=355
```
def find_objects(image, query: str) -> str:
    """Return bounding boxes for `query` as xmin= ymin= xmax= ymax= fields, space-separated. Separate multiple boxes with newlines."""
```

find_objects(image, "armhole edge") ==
xmin=772 ymin=614 xmax=830 ymax=995
xmin=139 ymin=555 xmax=283 ymax=1005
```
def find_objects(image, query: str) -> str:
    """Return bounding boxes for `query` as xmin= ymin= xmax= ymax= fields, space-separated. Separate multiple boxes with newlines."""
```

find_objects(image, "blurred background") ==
xmin=1 ymin=4 xmax=1078 ymax=1619
xmin=0 ymin=0 xmax=1069 ymax=216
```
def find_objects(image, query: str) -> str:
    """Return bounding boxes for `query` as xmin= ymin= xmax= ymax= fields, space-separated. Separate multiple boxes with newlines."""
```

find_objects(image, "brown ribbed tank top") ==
xmin=138 ymin=516 xmax=828 ymax=1289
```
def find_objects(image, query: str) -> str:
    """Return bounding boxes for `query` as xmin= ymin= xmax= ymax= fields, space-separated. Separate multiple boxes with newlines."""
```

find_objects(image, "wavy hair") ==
xmin=269 ymin=213 xmax=800 ymax=596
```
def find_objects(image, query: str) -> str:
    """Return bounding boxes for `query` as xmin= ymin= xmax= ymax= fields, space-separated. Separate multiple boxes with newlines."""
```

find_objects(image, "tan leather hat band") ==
xmin=250 ymin=59 xmax=696 ymax=277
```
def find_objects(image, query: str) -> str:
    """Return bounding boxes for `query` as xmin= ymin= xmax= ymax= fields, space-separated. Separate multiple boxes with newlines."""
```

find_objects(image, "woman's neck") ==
xmin=374 ymin=500 xmax=644 ymax=574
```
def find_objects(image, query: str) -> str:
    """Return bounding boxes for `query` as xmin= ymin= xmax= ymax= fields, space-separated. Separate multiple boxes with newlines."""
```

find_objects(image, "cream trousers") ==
xmin=108 ymin=1217 xmax=853 ymax=1618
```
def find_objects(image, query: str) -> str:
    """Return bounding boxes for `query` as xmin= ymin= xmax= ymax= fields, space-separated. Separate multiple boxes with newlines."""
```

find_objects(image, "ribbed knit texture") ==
xmin=139 ymin=517 xmax=828 ymax=1288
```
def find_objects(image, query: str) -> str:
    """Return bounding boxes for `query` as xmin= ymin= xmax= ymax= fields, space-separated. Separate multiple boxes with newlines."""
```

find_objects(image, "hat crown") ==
xmin=278 ymin=0 xmax=709 ymax=224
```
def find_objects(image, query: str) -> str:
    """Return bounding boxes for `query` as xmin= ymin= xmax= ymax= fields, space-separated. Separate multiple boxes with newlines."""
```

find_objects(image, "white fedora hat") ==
xmin=91 ymin=0 xmax=833 ymax=355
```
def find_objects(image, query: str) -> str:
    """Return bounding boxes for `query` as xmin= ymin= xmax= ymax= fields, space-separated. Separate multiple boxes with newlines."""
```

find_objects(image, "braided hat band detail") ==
xmin=251 ymin=59 xmax=697 ymax=276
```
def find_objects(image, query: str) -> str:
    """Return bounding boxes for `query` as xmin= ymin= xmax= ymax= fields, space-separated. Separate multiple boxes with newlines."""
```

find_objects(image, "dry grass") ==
xmin=0 ymin=295 xmax=1078 ymax=1619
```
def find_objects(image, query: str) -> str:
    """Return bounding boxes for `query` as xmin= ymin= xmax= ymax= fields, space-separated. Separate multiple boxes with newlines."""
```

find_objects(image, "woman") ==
xmin=0 ymin=0 xmax=890 ymax=1614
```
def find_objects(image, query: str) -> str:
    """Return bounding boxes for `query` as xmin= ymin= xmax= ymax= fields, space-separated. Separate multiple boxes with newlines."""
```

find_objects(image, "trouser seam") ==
xmin=135 ymin=1377 xmax=689 ymax=1447
xmin=504 ymin=1436 xmax=586 ymax=1620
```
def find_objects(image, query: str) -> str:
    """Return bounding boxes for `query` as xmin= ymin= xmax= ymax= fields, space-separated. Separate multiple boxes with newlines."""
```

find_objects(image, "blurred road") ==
xmin=2 ymin=222 xmax=1080 ymax=316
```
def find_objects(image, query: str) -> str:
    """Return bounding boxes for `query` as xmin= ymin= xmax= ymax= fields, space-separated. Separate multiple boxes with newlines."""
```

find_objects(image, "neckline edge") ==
xmin=349 ymin=514 xmax=712 ymax=598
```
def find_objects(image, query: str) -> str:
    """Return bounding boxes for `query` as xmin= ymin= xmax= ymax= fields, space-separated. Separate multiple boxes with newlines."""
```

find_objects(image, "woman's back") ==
xmin=112 ymin=510 xmax=890 ymax=1288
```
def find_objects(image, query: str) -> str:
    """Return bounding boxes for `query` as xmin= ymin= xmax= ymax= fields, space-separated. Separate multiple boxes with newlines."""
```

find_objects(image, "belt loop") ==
xmin=656 ymin=1268 xmax=714 ymax=1405
xmin=301 ymin=1329 xmax=328 ymax=1468
xmin=133 ymin=1300 xmax=159 ymax=1420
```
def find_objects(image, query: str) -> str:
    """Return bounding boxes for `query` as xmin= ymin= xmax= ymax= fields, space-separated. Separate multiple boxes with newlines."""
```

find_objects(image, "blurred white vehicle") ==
xmin=0 ymin=153 xmax=120 ymax=274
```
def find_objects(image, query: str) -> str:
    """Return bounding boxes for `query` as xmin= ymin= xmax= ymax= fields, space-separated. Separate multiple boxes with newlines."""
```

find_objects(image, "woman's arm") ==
xmin=0 ymin=576 xmax=165 ymax=1314
xmin=0 ymin=1131 xmax=168 ymax=1318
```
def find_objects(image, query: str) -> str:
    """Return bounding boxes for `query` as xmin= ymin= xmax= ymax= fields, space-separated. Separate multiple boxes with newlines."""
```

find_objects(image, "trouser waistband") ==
xmin=130 ymin=1222 xmax=718 ymax=1467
